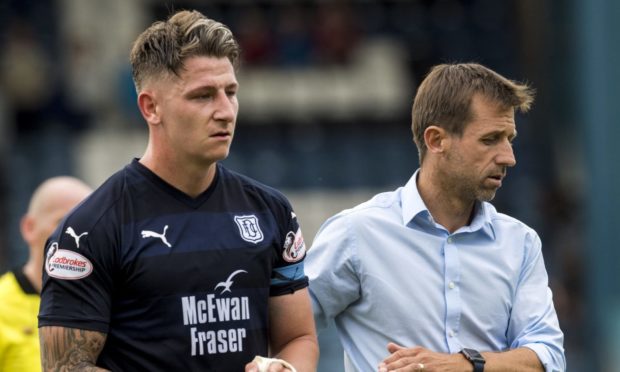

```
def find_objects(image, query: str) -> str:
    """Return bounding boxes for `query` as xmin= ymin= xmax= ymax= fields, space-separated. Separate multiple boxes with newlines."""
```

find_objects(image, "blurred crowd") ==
xmin=0 ymin=0 xmax=588 ymax=370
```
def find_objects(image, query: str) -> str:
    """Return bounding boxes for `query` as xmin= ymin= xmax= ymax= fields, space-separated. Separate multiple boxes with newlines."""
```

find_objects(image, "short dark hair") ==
xmin=411 ymin=63 xmax=535 ymax=163
xmin=129 ymin=9 xmax=240 ymax=92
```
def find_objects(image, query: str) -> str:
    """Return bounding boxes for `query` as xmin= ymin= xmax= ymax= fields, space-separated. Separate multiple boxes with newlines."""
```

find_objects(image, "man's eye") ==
xmin=190 ymin=92 xmax=213 ymax=100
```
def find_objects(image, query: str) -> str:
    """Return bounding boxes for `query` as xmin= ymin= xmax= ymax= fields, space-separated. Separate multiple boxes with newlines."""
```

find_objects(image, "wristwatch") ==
xmin=460 ymin=348 xmax=485 ymax=372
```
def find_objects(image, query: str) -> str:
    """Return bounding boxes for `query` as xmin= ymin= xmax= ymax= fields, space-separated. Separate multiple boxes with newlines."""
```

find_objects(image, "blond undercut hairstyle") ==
xmin=129 ymin=9 xmax=240 ymax=92
xmin=411 ymin=62 xmax=535 ymax=164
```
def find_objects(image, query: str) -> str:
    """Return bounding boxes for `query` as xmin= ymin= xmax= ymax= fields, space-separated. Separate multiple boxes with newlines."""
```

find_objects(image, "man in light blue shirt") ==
xmin=306 ymin=63 xmax=565 ymax=372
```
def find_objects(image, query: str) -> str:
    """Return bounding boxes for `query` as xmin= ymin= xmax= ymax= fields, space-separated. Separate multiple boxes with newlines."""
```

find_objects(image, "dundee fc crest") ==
xmin=234 ymin=215 xmax=264 ymax=244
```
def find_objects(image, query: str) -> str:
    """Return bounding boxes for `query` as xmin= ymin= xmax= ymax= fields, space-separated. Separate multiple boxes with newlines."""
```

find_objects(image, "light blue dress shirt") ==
xmin=306 ymin=171 xmax=566 ymax=372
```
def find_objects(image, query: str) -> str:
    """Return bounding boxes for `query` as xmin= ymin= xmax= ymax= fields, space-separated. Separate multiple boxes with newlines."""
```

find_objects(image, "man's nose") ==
xmin=213 ymin=92 xmax=236 ymax=121
xmin=497 ymin=140 xmax=516 ymax=167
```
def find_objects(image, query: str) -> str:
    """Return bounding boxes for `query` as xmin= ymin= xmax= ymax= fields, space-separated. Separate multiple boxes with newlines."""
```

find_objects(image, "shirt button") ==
xmin=448 ymin=330 xmax=455 ymax=337
xmin=447 ymin=237 xmax=453 ymax=244
xmin=449 ymin=282 xmax=456 ymax=289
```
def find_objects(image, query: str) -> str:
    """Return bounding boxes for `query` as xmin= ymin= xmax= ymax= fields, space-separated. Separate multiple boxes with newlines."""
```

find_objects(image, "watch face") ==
xmin=462 ymin=348 xmax=485 ymax=363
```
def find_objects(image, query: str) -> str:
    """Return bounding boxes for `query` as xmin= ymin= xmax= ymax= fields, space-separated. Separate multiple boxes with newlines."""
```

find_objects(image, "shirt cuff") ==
xmin=522 ymin=343 xmax=564 ymax=372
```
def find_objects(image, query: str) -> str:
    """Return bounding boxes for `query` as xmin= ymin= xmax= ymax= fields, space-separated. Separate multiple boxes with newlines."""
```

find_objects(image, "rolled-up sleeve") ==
xmin=509 ymin=232 xmax=566 ymax=372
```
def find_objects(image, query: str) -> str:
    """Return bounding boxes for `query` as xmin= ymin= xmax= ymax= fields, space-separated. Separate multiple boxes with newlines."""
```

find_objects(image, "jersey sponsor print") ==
xmin=182 ymin=269 xmax=251 ymax=356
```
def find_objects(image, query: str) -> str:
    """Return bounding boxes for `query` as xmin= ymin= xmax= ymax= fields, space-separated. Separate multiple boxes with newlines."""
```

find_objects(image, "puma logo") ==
xmin=65 ymin=227 xmax=88 ymax=248
xmin=141 ymin=225 xmax=172 ymax=248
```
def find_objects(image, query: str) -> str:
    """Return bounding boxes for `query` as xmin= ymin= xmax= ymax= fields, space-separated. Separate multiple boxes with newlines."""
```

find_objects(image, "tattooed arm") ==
xmin=40 ymin=326 xmax=109 ymax=371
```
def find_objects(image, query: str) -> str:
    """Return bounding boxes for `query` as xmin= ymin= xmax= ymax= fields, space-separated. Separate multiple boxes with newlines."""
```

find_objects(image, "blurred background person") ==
xmin=0 ymin=176 xmax=92 ymax=371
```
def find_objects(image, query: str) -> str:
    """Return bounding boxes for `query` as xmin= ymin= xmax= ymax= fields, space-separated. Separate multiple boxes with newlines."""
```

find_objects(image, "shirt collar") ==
xmin=401 ymin=169 xmax=496 ymax=240
xmin=12 ymin=267 xmax=38 ymax=295
xmin=401 ymin=170 xmax=428 ymax=226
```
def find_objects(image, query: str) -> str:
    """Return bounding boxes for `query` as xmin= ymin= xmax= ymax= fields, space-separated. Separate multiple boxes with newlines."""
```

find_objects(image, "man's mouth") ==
xmin=486 ymin=173 xmax=504 ymax=187
xmin=211 ymin=131 xmax=231 ymax=138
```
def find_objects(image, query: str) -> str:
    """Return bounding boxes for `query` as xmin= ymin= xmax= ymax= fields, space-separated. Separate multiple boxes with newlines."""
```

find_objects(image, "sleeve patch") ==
xmin=45 ymin=242 xmax=93 ymax=280
xmin=282 ymin=227 xmax=306 ymax=263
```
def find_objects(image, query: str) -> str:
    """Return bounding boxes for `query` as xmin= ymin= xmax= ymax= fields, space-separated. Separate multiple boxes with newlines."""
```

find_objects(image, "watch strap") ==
xmin=461 ymin=348 xmax=485 ymax=372
xmin=471 ymin=359 xmax=484 ymax=372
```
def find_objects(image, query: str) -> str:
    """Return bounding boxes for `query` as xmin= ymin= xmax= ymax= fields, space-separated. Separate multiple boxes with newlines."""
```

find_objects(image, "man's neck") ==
xmin=22 ymin=258 xmax=42 ymax=293
xmin=139 ymin=152 xmax=217 ymax=198
xmin=417 ymin=168 xmax=475 ymax=233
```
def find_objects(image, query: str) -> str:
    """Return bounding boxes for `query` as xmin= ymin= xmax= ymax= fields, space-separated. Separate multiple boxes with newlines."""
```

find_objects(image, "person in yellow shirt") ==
xmin=0 ymin=176 xmax=92 ymax=371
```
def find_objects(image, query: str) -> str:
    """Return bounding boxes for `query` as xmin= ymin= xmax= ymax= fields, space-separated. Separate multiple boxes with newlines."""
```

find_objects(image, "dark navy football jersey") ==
xmin=39 ymin=160 xmax=308 ymax=371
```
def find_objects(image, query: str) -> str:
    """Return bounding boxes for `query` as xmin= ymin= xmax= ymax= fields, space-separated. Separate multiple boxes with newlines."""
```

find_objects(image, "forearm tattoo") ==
xmin=40 ymin=326 xmax=108 ymax=371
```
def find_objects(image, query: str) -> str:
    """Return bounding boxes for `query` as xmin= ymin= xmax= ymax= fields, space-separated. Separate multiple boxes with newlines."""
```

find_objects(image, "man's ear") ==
xmin=137 ymin=91 xmax=160 ymax=125
xmin=20 ymin=214 xmax=35 ymax=247
xmin=424 ymin=125 xmax=448 ymax=154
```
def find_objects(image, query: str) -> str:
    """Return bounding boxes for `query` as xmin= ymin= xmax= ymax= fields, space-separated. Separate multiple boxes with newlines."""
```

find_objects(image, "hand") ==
xmin=246 ymin=356 xmax=296 ymax=372
xmin=245 ymin=361 xmax=293 ymax=372
xmin=378 ymin=342 xmax=471 ymax=372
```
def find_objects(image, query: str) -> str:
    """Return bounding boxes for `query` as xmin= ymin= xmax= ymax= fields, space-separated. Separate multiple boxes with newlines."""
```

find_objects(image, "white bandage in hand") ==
xmin=252 ymin=356 xmax=297 ymax=372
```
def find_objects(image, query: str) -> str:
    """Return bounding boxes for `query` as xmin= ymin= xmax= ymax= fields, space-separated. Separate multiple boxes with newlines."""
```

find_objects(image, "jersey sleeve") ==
xmin=38 ymin=206 xmax=117 ymax=334
xmin=269 ymin=200 xmax=308 ymax=297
